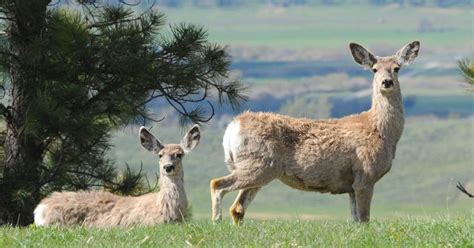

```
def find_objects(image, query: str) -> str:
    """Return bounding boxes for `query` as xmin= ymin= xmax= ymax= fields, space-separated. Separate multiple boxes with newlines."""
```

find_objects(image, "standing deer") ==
xmin=210 ymin=41 xmax=420 ymax=223
xmin=33 ymin=125 xmax=200 ymax=227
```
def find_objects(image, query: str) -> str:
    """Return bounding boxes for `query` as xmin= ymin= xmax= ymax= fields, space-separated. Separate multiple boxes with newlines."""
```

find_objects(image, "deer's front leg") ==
xmin=353 ymin=185 xmax=374 ymax=222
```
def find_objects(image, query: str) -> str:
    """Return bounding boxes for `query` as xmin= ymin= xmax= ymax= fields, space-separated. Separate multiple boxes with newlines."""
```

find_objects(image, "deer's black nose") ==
xmin=382 ymin=79 xmax=394 ymax=88
xmin=164 ymin=165 xmax=175 ymax=173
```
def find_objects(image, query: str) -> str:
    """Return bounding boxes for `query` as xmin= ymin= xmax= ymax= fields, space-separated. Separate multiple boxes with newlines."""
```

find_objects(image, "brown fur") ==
xmin=211 ymin=42 xmax=420 ymax=223
xmin=34 ymin=125 xmax=200 ymax=227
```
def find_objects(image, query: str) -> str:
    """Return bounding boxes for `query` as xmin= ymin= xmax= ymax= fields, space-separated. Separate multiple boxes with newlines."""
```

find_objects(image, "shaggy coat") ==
xmin=34 ymin=125 xmax=200 ymax=227
xmin=211 ymin=41 xmax=420 ymax=223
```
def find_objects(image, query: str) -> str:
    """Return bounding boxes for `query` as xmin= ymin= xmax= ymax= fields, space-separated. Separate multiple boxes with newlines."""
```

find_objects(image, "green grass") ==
xmin=1 ymin=218 xmax=472 ymax=247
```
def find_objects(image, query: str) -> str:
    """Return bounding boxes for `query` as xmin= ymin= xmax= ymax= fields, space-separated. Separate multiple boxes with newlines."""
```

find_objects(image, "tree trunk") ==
xmin=0 ymin=0 xmax=50 ymax=226
xmin=0 ymin=83 xmax=44 ymax=226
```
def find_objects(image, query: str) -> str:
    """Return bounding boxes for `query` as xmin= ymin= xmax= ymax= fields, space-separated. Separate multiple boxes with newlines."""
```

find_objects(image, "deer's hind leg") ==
xmin=349 ymin=192 xmax=358 ymax=222
xmin=210 ymin=164 xmax=276 ymax=222
xmin=229 ymin=187 xmax=261 ymax=224
xmin=210 ymin=174 xmax=236 ymax=222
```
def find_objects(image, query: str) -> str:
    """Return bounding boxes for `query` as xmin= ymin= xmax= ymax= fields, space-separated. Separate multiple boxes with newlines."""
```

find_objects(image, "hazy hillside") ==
xmin=142 ymin=3 xmax=472 ymax=125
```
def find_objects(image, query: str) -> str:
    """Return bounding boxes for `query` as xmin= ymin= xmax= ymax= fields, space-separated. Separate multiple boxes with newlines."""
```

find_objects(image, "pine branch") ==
xmin=456 ymin=182 xmax=473 ymax=198
xmin=37 ymin=136 xmax=67 ymax=187
xmin=118 ymin=0 xmax=141 ymax=6
xmin=458 ymin=58 xmax=474 ymax=87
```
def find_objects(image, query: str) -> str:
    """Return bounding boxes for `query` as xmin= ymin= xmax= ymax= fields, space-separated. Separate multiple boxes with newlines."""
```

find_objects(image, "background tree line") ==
xmin=134 ymin=0 xmax=472 ymax=8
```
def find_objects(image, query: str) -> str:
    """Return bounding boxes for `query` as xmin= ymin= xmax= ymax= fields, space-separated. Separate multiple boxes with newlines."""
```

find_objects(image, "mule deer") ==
xmin=210 ymin=41 xmax=420 ymax=223
xmin=33 ymin=125 xmax=200 ymax=227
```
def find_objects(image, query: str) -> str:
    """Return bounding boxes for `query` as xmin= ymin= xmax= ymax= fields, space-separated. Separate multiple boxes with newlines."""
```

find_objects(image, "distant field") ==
xmin=232 ymin=59 xmax=458 ymax=79
xmin=161 ymin=5 xmax=471 ymax=51
xmin=1 ymin=218 xmax=471 ymax=247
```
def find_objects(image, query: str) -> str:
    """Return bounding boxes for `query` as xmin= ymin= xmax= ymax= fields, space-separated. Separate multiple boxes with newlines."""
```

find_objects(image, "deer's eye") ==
xmin=176 ymin=153 xmax=183 ymax=159
xmin=393 ymin=67 xmax=400 ymax=73
xmin=372 ymin=68 xmax=378 ymax=73
xmin=158 ymin=154 xmax=163 ymax=158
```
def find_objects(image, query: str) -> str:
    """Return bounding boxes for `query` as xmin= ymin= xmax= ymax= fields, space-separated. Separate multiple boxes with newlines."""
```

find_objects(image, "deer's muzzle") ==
xmin=382 ymin=79 xmax=394 ymax=88
xmin=163 ymin=165 xmax=175 ymax=173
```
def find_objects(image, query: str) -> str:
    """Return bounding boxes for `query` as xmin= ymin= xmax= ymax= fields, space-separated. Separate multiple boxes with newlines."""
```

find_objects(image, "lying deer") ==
xmin=34 ymin=125 xmax=200 ymax=227
xmin=210 ymin=41 xmax=420 ymax=223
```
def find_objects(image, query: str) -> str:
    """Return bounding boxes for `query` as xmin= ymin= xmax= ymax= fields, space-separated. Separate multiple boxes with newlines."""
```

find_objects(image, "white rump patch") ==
xmin=222 ymin=120 xmax=241 ymax=165
xmin=34 ymin=204 xmax=47 ymax=226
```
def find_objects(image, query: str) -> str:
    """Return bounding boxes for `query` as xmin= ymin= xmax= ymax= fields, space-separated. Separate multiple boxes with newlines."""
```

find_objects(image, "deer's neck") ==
xmin=369 ymin=87 xmax=405 ymax=148
xmin=156 ymin=175 xmax=188 ymax=221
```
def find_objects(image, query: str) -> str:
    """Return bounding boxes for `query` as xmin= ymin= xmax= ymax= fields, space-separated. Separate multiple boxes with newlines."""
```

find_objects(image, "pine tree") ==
xmin=0 ymin=0 xmax=246 ymax=225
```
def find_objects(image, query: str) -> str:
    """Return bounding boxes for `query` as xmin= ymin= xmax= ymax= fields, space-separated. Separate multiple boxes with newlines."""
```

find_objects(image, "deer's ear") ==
xmin=180 ymin=125 xmax=201 ymax=154
xmin=395 ymin=41 xmax=420 ymax=65
xmin=139 ymin=127 xmax=164 ymax=153
xmin=350 ymin=43 xmax=377 ymax=69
